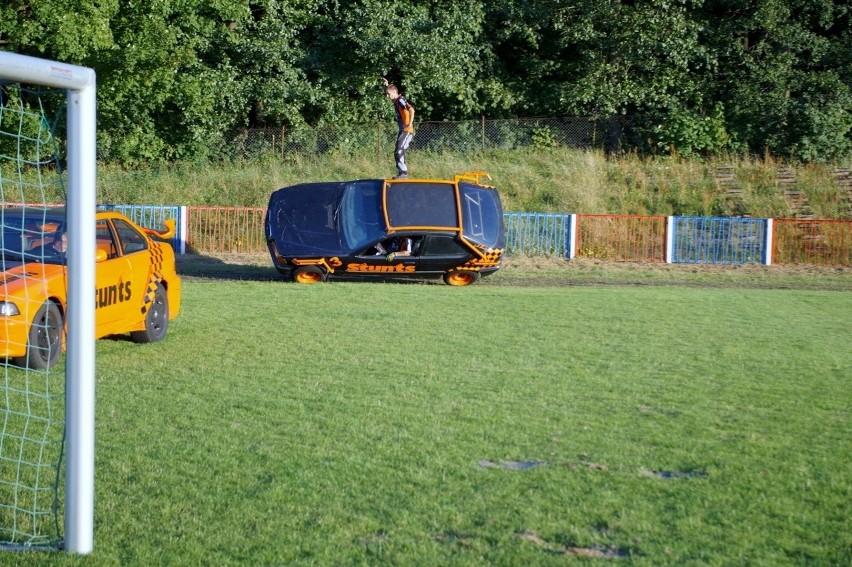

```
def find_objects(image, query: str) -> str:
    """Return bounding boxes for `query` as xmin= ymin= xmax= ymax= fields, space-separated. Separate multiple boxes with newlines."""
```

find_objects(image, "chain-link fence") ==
xmin=222 ymin=116 xmax=640 ymax=160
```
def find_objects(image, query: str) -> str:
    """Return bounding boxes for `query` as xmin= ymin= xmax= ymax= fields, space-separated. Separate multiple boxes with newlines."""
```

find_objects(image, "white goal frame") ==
xmin=0 ymin=51 xmax=96 ymax=554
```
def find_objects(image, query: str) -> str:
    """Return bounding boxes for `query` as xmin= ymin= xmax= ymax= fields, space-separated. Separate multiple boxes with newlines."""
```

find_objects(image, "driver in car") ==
xmin=373 ymin=236 xmax=413 ymax=262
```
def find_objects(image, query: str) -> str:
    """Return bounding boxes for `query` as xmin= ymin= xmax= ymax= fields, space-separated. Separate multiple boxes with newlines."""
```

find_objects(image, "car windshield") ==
xmin=338 ymin=180 xmax=386 ymax=251
xmin=1 ymin=209 xmax=67 ymax=265
xmin=458 ymin=183 xmax=504 ymax=248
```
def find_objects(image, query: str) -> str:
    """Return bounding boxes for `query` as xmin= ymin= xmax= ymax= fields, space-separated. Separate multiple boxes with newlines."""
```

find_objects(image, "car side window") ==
xmin=113 ymin=219 xmax=149 ymax=254
xmin=95 ymin=221 xmax=119 ymax=259
xmin=420 ymin=235 xmax=468 ymax=257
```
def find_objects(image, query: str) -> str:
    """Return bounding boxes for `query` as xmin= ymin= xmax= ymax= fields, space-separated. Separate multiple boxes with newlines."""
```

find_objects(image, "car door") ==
xmin=94 ymin=219 xmax=134 ymax=334
xmin=413 ymin=234 xmax=473 ymax=274
xmin=114 ymin=218 xmax=155 ymax=321
xmin=347 ymin=235 xmax=421 ymax=278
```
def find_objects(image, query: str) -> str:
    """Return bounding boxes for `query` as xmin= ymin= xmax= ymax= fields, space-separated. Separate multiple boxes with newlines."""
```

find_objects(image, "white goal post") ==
xmin=0 ymin=51 xmax=96 ymax=554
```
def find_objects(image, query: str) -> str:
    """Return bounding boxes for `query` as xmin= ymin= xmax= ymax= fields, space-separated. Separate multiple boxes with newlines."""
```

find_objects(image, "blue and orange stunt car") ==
xmin=265 ymin=172 xmax=505 ymax=285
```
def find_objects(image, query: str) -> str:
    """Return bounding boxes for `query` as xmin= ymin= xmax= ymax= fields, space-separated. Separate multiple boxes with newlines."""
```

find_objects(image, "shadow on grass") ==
xmin=176 ymin=253 xmax=282 ymax=283
xmin=175 ymin=253 xmax=852 ymax=290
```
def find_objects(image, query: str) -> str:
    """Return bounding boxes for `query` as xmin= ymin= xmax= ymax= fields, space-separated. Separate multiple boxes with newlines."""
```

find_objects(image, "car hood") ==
xmin=0 ymin=262 xmax=64 ymax=296
xmin=266 ymin=182 xmax=345 ymax=256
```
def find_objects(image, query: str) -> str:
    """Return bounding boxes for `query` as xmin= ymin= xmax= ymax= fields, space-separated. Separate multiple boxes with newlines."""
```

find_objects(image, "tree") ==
xmin=92 ymin=0 xmax=256 ymax=161
xmin=705 ymin=0 xmax=851 ymax=160
xmin=2 ymin=0 xmax=847 ymax=161
xmin=0 ymin=0 xmax=117 ymax=62
xmin=223 ymin=0 xmax=318 ymax=130
xmin=484 ymin=0 xmax=729 ymax=154
xmin=300 ymin=0 xmax=503 ymax=123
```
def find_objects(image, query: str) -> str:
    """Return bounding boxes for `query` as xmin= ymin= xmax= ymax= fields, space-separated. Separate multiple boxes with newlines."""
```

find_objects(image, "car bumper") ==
xmin=0 ymin=318 xmax=32 ymax=358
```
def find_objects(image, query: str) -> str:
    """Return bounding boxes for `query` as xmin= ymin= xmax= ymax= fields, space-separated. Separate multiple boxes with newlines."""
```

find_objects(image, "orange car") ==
xmin=0 ymin=207 xmax=182 ymax=369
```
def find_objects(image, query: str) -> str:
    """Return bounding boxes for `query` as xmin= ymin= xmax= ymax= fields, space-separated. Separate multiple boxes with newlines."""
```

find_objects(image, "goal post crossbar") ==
xmin=0 ymin=50 xmax=97 ymax=555
xmin=0 ymin=52 xmax=94 ymax=91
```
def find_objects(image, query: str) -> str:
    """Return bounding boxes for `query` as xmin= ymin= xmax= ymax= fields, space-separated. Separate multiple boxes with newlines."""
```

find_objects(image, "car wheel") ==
xmin=443 ymin=271 xmax=481 ymax=286
xmin=15 ymin=301 xmax=63 ymax=370
xmin=293 ymin=266 xmax=326 ymax=284
xmin=131 ymin=283 xmax=169 ymax=343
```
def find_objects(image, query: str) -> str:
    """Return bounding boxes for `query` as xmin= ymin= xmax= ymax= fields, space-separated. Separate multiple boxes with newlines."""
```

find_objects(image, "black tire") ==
xmin=443 ymin=271 xmax=481 ymax=286
xmin=292 ymin=266 xmax=327 ymax=284
xmin=15 ymin=301 xmax=63 ymax=370
xmin=131 ymin=283 xmax=169 ymax=343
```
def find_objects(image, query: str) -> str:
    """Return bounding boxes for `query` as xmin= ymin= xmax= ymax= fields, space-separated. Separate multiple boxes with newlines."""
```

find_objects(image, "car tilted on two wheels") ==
xmin=0 ymin=207 xmax=181 ymax=369
xmin=265 ymin=172 xmax=506 ymax=285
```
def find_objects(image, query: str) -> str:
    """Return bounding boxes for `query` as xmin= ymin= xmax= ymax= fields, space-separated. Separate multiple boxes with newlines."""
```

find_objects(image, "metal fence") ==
xmin=503 ymin=213 xmax=572 ymax=257
xmin=773 ymin=219 xmax=852 ymax=266
xmin=577 ymin=215 xmax=667 ymax=262
xmin=185 ymin=206 xmax=266 ymax=254
xmin=11 ymin=202 xmax=852 ymax=266
xmin=175 ymin=206 xmax=850 ymax=266
xmin=671 ymin=217 xmax=768 ymax=264
xmin=224 ymin=116 xmax=636 ymax=159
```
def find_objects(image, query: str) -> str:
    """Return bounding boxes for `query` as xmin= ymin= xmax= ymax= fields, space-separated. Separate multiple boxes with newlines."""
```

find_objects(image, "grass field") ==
xmin=12 ymin=261 xmax=852 ymax=565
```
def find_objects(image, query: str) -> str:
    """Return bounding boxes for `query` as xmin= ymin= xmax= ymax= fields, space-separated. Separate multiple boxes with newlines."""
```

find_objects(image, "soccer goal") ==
xmin=0 ymin=51 xmax=96 ymax=554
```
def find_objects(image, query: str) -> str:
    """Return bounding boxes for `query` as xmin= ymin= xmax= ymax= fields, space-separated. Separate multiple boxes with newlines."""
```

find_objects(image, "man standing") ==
xmin=383 ymin=78 xmax=415 ymax=179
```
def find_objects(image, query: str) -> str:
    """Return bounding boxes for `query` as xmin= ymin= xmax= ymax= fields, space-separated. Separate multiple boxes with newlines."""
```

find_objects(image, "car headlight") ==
xmin=0 ymin=302 xmax=20 ymax=316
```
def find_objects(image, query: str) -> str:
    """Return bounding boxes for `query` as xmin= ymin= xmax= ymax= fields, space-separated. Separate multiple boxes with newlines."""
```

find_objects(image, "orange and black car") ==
xmin=0 ymin=207 xmax=181 ymax=369
xmin=265 ymin=172 xmax=505 ymax=285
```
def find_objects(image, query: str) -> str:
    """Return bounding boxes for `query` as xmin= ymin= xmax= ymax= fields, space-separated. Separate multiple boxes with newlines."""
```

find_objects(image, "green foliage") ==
xmin=0 ymin=0 xmax=118 ymax=61
xmin=651 ymin=103 xmax=731 ymax=157
xmin=0 ymin=85 xmax=66 ymax=203
xmin=706 ymin=0 xmax=851 ymax=162
xmin=530 ymin=125 xmax=559 ymax=150
xmin=417 ymin=121 xmax=482 ymax=153
xmin=785 ymin=73 xmax=852 ymax=162
xmin=1 ymin=0 xmax=849 ymax=162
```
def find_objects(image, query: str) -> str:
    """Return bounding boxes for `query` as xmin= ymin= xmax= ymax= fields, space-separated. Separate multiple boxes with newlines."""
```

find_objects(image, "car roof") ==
xmin=383 ymin=181 xmax=460 ymax=231
xmin=1 ymin=206 xmax=65 ymax=223
xmin=1 ymin=206 xmax=63 ymax=214
xmin=0 ymin=207 xmax=146 ymax=232
xmin=381 ymin=172 xmax=498 ymax=232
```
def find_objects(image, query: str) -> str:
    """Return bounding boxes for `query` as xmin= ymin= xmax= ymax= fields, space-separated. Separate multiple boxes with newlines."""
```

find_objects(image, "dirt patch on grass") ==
xmin=493 ymin=256 xmax=851 ymax=290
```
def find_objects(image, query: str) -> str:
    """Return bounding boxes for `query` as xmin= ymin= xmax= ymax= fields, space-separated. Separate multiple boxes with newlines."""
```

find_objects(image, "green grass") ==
xmin=13 ymin=271 xmax=851 ymax=565
xmin=84 ymin=149 xmax=852 ymax=219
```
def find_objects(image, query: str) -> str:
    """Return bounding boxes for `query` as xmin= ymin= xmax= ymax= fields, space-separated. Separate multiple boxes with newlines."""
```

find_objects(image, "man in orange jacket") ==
xmin=384 ymin=78 xmax=415 ymax=179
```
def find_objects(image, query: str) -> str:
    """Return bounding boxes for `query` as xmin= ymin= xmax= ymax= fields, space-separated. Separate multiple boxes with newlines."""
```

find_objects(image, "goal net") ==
xmin=0 ymin=51 xmax=96 ymax=554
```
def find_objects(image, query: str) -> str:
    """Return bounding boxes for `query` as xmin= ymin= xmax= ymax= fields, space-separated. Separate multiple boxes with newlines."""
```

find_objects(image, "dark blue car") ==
xmin=265 ymin=172 xmax=505 ymax=285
